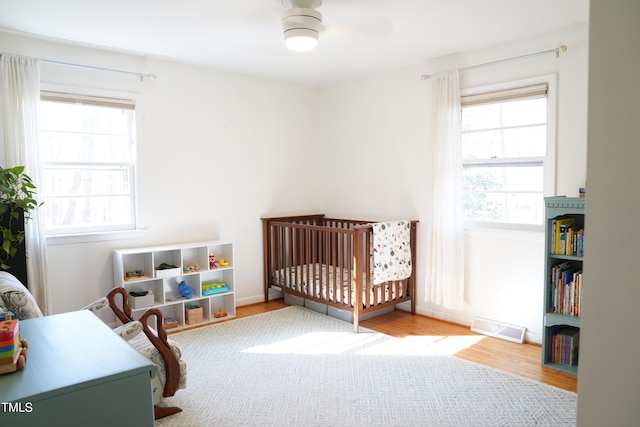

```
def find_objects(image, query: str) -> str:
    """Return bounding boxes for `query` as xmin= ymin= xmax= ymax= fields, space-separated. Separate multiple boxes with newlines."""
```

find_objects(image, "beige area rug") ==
xmin=155 ymin=306 xmax=576 ymax=427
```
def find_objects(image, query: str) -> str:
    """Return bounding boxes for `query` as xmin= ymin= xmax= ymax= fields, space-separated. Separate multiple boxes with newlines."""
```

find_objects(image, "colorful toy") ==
xmin=124 ymin=270 xmax=148 ymax=281
xmin=183 ymin=263 xmax=202 ymax=273
xmin=214 ymin=308 xmax=228 ymax=318
xmin=0 ymin=318 xmax=28 ymax=375
xmin=178 ymin=280 xmax=193 ymax=299
xmin=163 ymin=317 xmax=179 ymax=329
xmin=209 ymin=252 xmax=218 ymax=269
xmin=202 ymin=282 xmax=229 ymax=295
xmin=0 ymin=308 xmax=16 ymax=321
xmin=157 ymin=262 xmax=178 ymax=270
xmin=218 ymin=258 xmax=229 ymax=267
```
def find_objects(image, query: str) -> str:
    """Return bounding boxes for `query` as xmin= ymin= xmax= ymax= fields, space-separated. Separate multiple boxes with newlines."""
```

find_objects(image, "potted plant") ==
xmin=0 ymin=165 xmax=42 ymax=271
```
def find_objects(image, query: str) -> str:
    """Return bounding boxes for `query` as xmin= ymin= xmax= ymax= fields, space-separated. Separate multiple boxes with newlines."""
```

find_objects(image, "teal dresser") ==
xmin=0 ymin=310 xmax=156 ymax=426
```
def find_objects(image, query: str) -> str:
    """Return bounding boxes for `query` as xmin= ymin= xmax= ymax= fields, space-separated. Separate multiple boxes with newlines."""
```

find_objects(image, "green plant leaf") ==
xmin=0 ymin=165 xmax=41 ymax=270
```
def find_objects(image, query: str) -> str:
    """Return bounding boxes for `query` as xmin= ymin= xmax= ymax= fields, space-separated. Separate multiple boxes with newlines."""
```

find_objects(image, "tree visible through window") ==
xmin=40 ymin=92 xmax=136 ymax=235
xmin=461 ymin=82 xmax=552 ymax=227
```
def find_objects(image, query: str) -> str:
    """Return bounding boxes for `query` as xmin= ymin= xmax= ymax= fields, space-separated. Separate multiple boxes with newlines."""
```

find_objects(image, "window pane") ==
xmin=41 ymin=132 xmax=131 ymax=163
xmin=42 ymin=167 xmax=131 ymax=197
xmin=462 ymin=125 xmax=547 ymax=159
xmin=463 ymin=165 xmax=543 ymax=224
xmin=463 ymin=191 xmax=544 ymax=224
xmin=43 ymin=195 xmax=133 ymax=230
xmin=463 ymin=165 xmax=543 ymax=192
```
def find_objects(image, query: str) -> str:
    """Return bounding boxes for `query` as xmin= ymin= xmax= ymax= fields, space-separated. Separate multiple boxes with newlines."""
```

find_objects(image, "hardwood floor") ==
xmin=237 ymin=300 xmax=577 ymax=393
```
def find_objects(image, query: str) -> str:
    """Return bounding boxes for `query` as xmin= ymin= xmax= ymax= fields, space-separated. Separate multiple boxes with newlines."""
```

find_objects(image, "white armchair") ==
xmin=0 ymin=271 xmax=43 ymax=319
xmin=87 ymin=288 xmax=188 ymax=419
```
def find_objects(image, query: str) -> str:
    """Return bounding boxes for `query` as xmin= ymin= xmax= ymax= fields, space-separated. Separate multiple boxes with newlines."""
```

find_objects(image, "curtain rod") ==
xmin=42 ymin=58 xmax=156 ymax=81
xmin=420 ymin=45 xmax=567 ymax=80
xmin=0 ymin=53 xmax=156 ymax=81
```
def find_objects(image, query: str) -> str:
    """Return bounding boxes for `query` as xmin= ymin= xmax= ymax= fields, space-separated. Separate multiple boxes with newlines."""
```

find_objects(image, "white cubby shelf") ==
xmin=113 ymin=240 xmax=236 ymax=331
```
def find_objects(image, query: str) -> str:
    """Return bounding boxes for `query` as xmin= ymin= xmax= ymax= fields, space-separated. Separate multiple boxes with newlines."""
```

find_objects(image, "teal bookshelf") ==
xmin=542 ymin=196 xmax=585 ymax=375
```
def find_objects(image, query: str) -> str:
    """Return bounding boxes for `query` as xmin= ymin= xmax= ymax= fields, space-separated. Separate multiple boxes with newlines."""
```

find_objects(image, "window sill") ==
xmin=46 ymin=229 xmax=148 ymax=245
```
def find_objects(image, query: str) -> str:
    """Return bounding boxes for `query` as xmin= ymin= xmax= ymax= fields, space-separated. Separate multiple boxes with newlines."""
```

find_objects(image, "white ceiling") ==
xmin=0 ymin=0 xmax=589 ymax=86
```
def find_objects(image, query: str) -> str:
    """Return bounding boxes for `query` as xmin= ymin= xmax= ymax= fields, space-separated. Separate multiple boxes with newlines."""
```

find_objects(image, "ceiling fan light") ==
xmin=282 ymin=7 xmax=322 ymax=52
xmin=284 ymin=29 xmax=319 ymax=52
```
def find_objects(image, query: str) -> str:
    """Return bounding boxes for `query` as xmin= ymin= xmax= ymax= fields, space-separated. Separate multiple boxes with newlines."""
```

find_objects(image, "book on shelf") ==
xmin=550 ymin=217 xmax=584 ymax=256
xmin=550 ymin=262 xmax=583 ymax=317
xmin=549 ymin=326 xmax=580 ymax=366
xmin=553 ymin=218 xmax=575 ymax=254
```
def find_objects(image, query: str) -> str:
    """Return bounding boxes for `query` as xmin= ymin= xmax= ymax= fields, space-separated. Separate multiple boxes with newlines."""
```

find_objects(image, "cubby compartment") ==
xmin=209 ymin=293 xmax=236 ymax=320
xmin=155 ymin=303 xmax=187 ymax=329
xmin=122 ymin=279 xmax=163 ymax=310
xmin=207 ymin=243 xmax=233 ymax=270
xmin=153 ymin=249 xmax=182 ymax=278
xmin=113 ymin=241 xmax=236 ymax=331
xmin=117 ymin=252 xmax=154 ymax=283
xmin=200 ymin=269 xmax=234 ymax=294
xmin=164 ymin=274 xmax=201 ymax=302
xmin=181 ymin=246 xmax=207 ymax=274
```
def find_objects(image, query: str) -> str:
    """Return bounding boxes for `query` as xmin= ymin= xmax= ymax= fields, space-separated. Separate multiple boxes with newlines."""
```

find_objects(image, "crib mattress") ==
xmin=274 ymin=263 xmax=402 ymax=306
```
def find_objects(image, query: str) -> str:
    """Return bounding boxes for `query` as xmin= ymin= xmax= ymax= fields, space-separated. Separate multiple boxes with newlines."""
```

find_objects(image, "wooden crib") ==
xmin=262 ymin=214 xmax=418 ymax=332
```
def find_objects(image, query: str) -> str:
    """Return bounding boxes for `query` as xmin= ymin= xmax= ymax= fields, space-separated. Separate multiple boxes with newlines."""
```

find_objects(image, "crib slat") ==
xmin=307 ymin=225 xmax=313 ymax=298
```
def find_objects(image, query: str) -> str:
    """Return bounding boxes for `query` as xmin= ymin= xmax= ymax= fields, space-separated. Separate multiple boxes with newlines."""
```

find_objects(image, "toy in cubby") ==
xmin=209 ymin=252 xmax=218 ymax=269
xmin=0 ymin=309 xmax=28 ymax=375
xmin=183 ymin=264 xmax=202 ymax=273
xmin=179 ymin=281 xmax=194 ymax=299
xmin=202 ymin=281 xmax=229 ymax=295
xmin=124 ymin=269 xmax=148 ymax=281
xmin=214 ymin=307 xmax=228 ymax=318
xmin=163 ymin=317 xmax=179 ymax=329
xmin=185 ymin=304 xmax=203 ymax=325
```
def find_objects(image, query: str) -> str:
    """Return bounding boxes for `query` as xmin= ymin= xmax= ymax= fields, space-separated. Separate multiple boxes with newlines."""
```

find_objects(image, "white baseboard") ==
xmin=416 ymin=306 xmax=475 ymax=328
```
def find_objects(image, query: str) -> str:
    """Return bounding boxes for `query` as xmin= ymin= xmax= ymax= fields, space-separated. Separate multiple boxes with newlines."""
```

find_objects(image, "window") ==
xmin=461 ymin=78 xmax=555 ymax=229
xmin=40 ymin=91 xmax=137 ymax=235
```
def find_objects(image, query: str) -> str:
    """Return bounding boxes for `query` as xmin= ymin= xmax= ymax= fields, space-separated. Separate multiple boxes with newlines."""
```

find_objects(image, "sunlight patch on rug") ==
xmin=358 ymin=334 xmax=486 ymax=356
xmin=242 ymin=332 xmax=485 ymax=356
xmin=242 ymin=331 xmax=385 ymax=355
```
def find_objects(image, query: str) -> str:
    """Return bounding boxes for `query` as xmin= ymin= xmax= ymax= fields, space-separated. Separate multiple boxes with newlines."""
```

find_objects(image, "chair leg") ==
xmin=154 ymin=404 xmax=182 ymax=420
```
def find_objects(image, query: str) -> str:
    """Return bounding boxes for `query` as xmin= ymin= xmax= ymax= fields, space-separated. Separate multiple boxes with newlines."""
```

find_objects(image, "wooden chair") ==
xmin=105 ymin=288 xmax=186 ymax=420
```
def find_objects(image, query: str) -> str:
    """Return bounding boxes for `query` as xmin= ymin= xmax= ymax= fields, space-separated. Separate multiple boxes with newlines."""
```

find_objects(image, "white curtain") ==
xmin=0 ymin=54 xmax=51 ymax=315
xmin=426 ymin=71 xmax=464 ymax=310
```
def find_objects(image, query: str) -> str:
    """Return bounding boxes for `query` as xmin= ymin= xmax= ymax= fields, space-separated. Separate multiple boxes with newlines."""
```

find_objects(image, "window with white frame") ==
xmin=461 ymin=77 xmax=555 ymax=228
xmin=40 ymin=91 xmax=137 ymax=235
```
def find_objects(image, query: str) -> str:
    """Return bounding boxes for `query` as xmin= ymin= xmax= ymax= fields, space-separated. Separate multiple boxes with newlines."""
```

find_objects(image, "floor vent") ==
xmin=471 ymin=317 xmax=526 ymax=344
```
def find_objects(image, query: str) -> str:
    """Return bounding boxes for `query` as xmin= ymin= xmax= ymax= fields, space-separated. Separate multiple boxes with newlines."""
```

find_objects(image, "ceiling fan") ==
xmin=280 ymin=0 xmax=392 ymax=52
xmin=281 ymin=0 xmax=323 ymax=51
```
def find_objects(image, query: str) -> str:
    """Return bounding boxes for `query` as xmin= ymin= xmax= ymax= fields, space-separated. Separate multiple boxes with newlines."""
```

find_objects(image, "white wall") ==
xmin=0 ymin=32 xmax=323 ymax=313
xmin=1 ymin=24 xmax=589 ymax=343
xmin=577 ymin=1 xmax=640 ymax=425
xmin=321 ymin=24 xmax=589 ymax=343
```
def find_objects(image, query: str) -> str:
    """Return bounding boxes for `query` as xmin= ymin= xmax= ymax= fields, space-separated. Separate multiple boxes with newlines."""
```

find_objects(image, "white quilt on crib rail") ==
xmin=371 ymin=220 xmax=412 ymax=285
